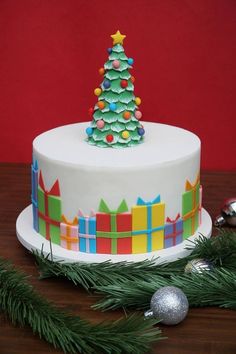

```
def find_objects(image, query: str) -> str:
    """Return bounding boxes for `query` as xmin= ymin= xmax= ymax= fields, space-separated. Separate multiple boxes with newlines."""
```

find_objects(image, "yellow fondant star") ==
xmin=111 ymin=30 xmax=126 ymax=45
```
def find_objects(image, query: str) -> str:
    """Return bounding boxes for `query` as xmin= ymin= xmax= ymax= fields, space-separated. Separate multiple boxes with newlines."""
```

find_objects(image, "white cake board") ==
xmin=16 ymin=205 xmax=212 ymax=264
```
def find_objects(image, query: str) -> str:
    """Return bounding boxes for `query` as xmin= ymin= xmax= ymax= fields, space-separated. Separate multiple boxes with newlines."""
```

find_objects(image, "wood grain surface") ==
xmin=0 ymin=163 xmax=236 ymax=354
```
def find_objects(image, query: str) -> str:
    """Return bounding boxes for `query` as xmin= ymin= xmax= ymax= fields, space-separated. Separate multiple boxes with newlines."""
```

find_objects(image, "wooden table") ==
xmin=0 ymin=163 xmax=236 ymax=354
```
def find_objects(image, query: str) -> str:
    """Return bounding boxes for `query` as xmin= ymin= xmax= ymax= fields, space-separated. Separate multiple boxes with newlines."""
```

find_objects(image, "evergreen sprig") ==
xmin=33 ymin=231 xmax=236 ymax=291
xmin=0 ymin=258 xmax=163 ymax=354
xmin=93 ymin=268 xmax=236 ymax=312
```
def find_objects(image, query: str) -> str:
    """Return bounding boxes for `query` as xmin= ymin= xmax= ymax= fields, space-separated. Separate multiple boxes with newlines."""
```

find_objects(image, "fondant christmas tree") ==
xmin=85 ymin=30 xmax=145 ymax=148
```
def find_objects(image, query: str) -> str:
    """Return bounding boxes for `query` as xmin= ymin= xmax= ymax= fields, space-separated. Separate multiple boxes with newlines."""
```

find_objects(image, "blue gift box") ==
xmin=78 ymin=211 xmax=96 ymax=253
xmin=31 ymin=160 xmax=39 ymax=232
xmin=164 ymin=216 xmax=183 ymax=248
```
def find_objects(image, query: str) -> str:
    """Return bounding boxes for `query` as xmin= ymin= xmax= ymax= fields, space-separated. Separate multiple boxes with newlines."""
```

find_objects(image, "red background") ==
xmin=0 ymin=0 xmax=236 ymax=170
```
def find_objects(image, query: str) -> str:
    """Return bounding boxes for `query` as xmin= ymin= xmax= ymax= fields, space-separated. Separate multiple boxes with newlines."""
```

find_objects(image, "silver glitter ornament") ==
xmin=214 ymin=198 xmax=236 ymax=227
xmin=185 ymin=258 xmax=214 ymax=274
xmin=144 ymin=286 xmax=189 ymax=325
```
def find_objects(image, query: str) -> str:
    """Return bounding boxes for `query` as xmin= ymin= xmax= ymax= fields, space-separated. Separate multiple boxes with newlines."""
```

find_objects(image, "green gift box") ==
xmin=38 ymin=171 xmax=61 ymax=245
xmin=182 ymin=175 xmax=200 ymax=239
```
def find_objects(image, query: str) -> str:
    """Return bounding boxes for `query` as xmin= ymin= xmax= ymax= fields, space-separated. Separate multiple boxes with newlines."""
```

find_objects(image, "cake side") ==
xmin=31 ymin=122 xmax=202 ymax=255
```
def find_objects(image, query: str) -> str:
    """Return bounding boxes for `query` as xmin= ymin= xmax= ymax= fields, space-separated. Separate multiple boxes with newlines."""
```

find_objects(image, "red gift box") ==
xmin=96 ymin=199 xmax=132 ymax=254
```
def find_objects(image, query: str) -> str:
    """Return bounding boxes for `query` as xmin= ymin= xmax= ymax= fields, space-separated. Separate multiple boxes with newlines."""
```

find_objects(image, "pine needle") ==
xmin=0 ymin=258 xmax=163 ymax=353
xmin=93 ymin=268 xmax=236 ymax=311
xmin=33 ymin=230 xmax=236 ymax=291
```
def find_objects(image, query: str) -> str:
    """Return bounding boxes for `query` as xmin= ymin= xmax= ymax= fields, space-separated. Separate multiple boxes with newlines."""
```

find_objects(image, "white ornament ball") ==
xmin=145 ymin=286 xmax=189 ymax=325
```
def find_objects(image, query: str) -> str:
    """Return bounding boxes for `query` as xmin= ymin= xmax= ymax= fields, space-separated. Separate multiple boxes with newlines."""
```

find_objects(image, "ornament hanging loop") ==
xmin=214 ymin=198 xmax=236 ymax=227
xmin=144 ymin=309 xmax=154 ymax=320
xmin=214 ymin=215 xmax=226 ymax=227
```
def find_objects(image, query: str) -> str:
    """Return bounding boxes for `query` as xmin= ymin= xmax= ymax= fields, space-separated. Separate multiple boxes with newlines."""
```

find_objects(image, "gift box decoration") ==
xmin=78 ymin=210 xmax=96 ymax=253
xmin=164 ymin=214 xmax=183 ymax=248
xmin=199 ymin=185 xmax=203 ymax=225
xmin=132 ymin=195 xmax=165 ymax=254
xmin=182 ymin=173 xmax=200 ymax=239
xmin=38 ymin=171 xmax=62 ymax=245
xmin=31 ymin=159 xmax=39 ymax=232
xmin=96 ymin=199 xmax=132 ymax=254
xmin=60 ymin=215 xmax=79 ymax=251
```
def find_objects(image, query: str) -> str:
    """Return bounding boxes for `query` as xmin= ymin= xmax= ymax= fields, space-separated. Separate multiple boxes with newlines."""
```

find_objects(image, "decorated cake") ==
xmin=17 ymin=31 xmax=212 ymax=263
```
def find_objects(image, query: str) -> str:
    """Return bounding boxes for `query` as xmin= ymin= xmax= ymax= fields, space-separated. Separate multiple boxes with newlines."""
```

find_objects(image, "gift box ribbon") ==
xmin=166 ymin=213 xmax=183 ymax=246
xmin=98 ymin=199 xmax=129 ymax=254
xmin=199 ymin=185 xmax=203 ymax=224
xmin=97 ymin=231 xmax=131 ymax=254
xmin=38 ymin=171 xmax=61 ymax=240
xmin=133 ymin=195 xmax=163 ymax=252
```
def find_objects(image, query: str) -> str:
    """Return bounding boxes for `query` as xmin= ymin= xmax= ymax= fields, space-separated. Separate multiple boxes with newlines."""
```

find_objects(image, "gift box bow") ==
xmin=78 ymin=209 xmax=96 ymax=218
xmin=166 ymin=213 xmax=181 ymax=224
xmin=183 ymin=173 xmax=200 ymax=220
xmin=32 ymin=159 xmax=38 ymax=172
xmin=98 ymin=199 xmax=129 ymax=214
xmin=39 ymin=170 xmax=60 ymax=197
xmin=61 ymin=215 xmax=78 ymax=226
xmin=136 ymin=195 xmax=161 ymax=206
xmin=185 ymin=173 xmax=200 ymax=191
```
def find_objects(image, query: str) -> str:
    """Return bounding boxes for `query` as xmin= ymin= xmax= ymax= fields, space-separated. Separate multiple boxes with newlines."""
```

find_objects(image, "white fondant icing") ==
xmin=33 ymin=122 xmax=200 ymax=220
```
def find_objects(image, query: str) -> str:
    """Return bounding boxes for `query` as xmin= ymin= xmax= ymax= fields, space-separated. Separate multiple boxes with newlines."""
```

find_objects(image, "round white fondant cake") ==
xmin=16 ymin=121 xmax=212 ymax=262
xmin=33 ymin=121 xmax=200 ymax=219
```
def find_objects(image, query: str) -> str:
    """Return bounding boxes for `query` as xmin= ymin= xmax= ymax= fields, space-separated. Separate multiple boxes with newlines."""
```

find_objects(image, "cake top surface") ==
xmin=33 ymin=122 xmax=200 ymax=168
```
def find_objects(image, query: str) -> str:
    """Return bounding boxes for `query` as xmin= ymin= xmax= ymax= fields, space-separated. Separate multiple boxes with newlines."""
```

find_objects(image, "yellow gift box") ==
xmin=132 ymin=195 xmax=165 ymax=254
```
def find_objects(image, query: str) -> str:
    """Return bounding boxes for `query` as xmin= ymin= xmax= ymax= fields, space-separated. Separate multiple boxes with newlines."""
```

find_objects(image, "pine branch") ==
xmin=186 ymin=230 xmax=236 ymax=270
xmin=33 ymin=231 xmax=236 ymax=291
xmin=93 ymin=268 xmax=236 ymax=312
xmin=33 ymin=252 xmax=165 ymax=290
xmin=0 ymin=258 xmax=163 ymax=354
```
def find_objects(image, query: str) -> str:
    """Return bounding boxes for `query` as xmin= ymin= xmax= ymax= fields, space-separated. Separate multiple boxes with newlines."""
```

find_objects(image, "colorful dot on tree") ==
xmin=112 ymin=60 xmax=120 ymax=69
xmin=128 ymin=58 xmax=134 ymax=65
xmin=94 ymin=88 xmax=102 ymax=96
xmin=120 ymin=80 xmax=128 ymax=88
xmin=99 ymin=67 xmax=105 ymax=75
xmin=86 ymin=127 xmax=93 ymax=136
xmin=131 ymin=76 xmax=135 ymax=83
xmin=122 ymin=130 xmax=130 ymax=139
xmin=109 ymin=102 xmax=117 ymax=111
xmin=135 ymin=110 xmax=142 ymax=120
xmin=96 ymin=120 xmax=105 ymax=129
xmin=107 ymin=48 xmax=112 ymax=54
xmin=88 ymin=107 xmax=94 ymax=116
xmin=106 ymin=134 xmax=114 ymax=143
xmin=135 ymin=97 xmax=141 ymax=105
xmin=123 ymin=111 xmax=131 ymax=120
xmin=138 ymin=127 xmax=145 ymax=136
xmin=103 ymin=79 xmax=111 ymax=89
xmin=97 ymin=101 xmax=105 ymax=110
